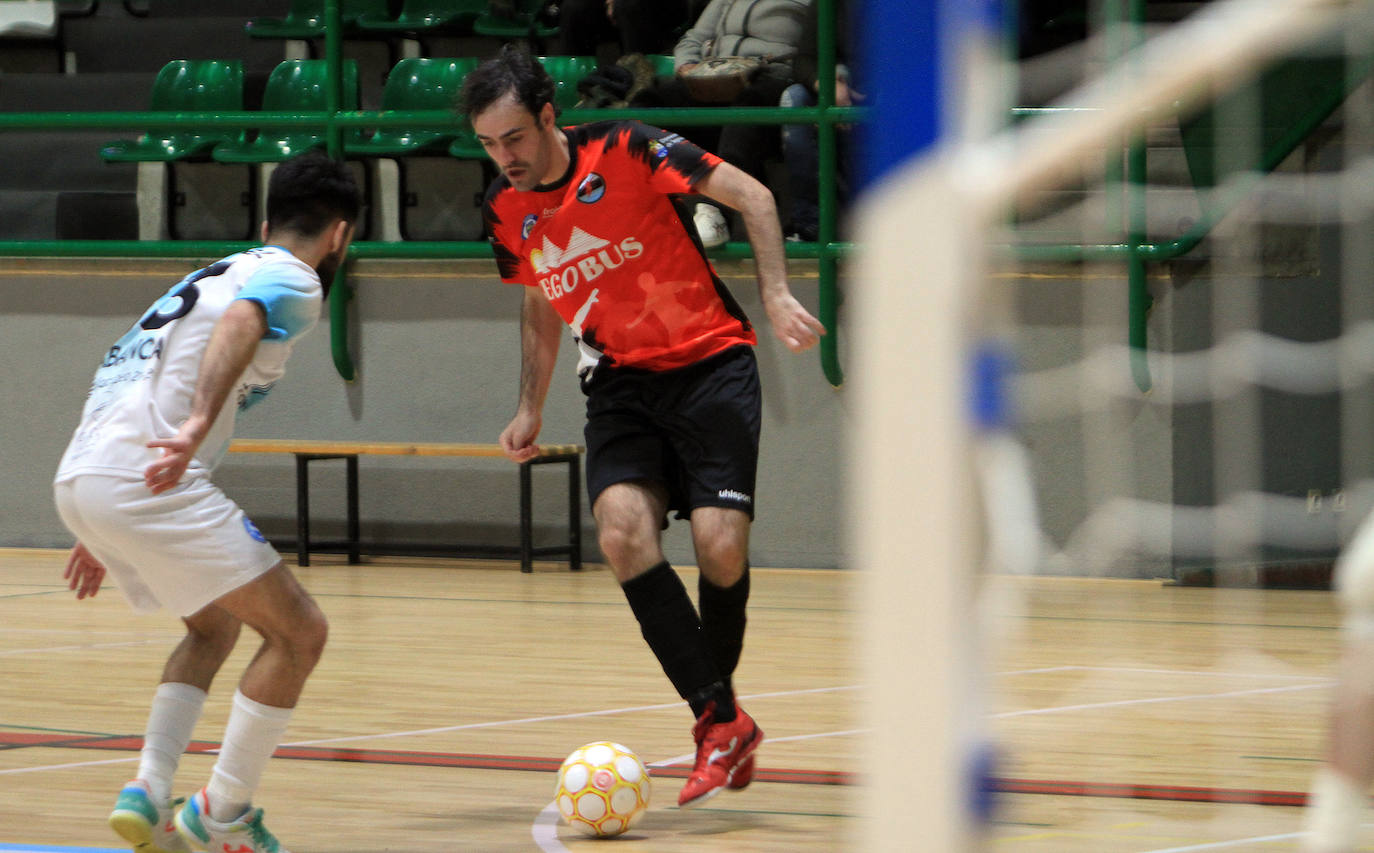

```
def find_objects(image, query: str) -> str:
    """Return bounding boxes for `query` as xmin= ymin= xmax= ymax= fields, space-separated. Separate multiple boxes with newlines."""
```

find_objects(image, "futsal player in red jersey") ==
xmin=460 ymin=44 xmax=825 ymax=807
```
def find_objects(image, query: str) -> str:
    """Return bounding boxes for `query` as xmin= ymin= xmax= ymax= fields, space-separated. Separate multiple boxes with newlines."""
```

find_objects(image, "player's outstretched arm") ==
xmin=63 ymin=542 xmax=106 ymax=600
xmin=145 ymin=299 xmax=268 ymax=494
xmin=500 ymin=287 xmax=563 ymax=463
xmin=695 ymin=162 xmax=826 ymax=353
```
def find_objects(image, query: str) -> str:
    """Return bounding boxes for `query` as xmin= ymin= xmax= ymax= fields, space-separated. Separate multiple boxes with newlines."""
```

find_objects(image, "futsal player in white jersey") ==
xmin=1305 ymin=512 xmax=1374 ymax=852
xmin=52 ymin=151 xmax=359 ymax=853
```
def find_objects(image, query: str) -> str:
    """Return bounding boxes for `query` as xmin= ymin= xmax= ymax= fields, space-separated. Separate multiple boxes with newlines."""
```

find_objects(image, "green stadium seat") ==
xmin=354 ymin=0 xmax=485 ymax=36
xmin=347 ymin=58 xmax=484 ymax=241
xmin=0 ymin=0 xmax=57 ymax=39
xmin=244 ymin=0 xmax=389 ymax=40
xmin=347 ymin=57 xmax=476 ymax=157
xmin=543 ymin=55 xmax=599 ymax=110
xmin=212 ymin=59 xmax=362 ymax=163
xmin=101 ymin=59 xmax=245 ymax=162
xmin=472 ymin=0 xmax=556 ymax=40
xmin=646 ymin=53 xmax=675 ymax=77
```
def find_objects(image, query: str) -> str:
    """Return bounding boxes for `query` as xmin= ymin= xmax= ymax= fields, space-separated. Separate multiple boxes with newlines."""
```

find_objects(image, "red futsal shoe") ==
xmin=678 ymin=703 xmax=764 ymax=807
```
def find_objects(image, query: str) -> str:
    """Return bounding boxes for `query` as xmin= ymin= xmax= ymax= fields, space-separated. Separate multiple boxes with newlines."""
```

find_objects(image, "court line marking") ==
xmin=532 ymin=801 xmax=570 ymax=853
xmin=0 ymin=685 xmax=862 ymax=776
xmin=1062 ymin=665 xmax=1330 ymax=681
xmin=4 ymin=672 xmax=1327 ymax=776
xmin=0 ymin=754 xmax=138 ymax=775
xmin=993 ymin=681 xmax=1331 ymax=719
xmin=281 ymin=684 xmax=862 ymax=748
xmin=650 ymin=728 xmax=866 ymax=768
xmin=1138 ymin=831 xmax=1304 ymax=851
xmin=0 ymin=627 xmax=152 ymax=636
xmin=0 ymin=639 xmax=167 ymax=657
xmin=2 ymin=670 xmax=1327 ymax=779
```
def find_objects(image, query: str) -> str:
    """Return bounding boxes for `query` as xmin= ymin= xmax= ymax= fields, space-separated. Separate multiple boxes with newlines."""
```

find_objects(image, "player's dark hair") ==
xmin=458 ymin=43 xmax=557 ymax=123
xmin=266 ymin=150 xmax=361 ymax=237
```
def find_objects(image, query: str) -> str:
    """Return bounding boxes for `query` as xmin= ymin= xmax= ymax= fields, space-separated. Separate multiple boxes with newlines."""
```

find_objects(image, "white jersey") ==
xmin=55 ymin=246 xmax=321 ymax=483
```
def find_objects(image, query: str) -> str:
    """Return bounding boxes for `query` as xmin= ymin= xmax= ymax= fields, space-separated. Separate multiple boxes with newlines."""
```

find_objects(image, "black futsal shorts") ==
xmin=582 ymin=345 xmax=761 ymax=521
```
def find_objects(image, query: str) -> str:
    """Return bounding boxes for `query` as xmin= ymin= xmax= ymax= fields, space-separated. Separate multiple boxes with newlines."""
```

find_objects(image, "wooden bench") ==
xmin=227 ymin=439 xmax=584 ymax=573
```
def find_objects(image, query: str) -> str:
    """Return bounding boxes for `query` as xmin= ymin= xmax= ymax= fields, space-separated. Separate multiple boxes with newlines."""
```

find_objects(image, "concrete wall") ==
xmin=1 ymin=256 xmax=845 ymax=569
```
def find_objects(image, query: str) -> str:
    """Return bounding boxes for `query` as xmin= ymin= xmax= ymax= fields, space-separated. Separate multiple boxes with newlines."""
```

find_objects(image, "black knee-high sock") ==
xmin=621 ymin=561 xmax=733 ymax=720
xmin=699 ymin=565 xmax=750 ymax=701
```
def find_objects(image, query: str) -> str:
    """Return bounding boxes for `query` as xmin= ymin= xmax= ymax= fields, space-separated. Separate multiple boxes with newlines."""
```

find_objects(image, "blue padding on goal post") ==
xmin=856 ymin=0 xmax=1003 ymax=192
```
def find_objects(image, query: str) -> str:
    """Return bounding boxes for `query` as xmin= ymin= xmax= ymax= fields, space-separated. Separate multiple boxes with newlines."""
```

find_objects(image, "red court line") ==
xmin=995 ymin=777 xmax=1308 ymax=807
xmin=0 ymin=732 xmax=850 ymax=786
xmin=3 ymin=732 xmax=1307 ymax=803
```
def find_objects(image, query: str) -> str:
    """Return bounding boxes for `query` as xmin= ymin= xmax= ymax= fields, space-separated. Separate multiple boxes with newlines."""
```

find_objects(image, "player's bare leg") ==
xmin=111 ymin=591 xmax=242 ymax=852
xmin=164 ymin=605 xmax=242 ymax=689
xmin=1306 ymin=635 xmax=1374 ymax=852
xmin=691 ymin=507 xmax=750 ymax=588
xmin=593 ymin=480 xmax=669 ymax=582
xmin=1307 ymin=520 xmax=1374 ymax=853
xmin=174 ymin=563 xmax=327 ymax=853
xmin=594 ymin=482 xmax=751 ymax=805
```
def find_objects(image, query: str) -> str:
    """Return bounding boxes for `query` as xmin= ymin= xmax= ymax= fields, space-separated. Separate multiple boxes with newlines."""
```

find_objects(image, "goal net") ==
xmin=851 ymin=0 xmax=1374 ymax=848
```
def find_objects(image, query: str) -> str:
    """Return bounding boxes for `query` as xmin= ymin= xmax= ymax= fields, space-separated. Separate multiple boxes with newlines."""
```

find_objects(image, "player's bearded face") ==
xmin=500 ymin=124 xmax=551 ymax=190
xmin=474 ymin=96 xmax=557 ymax=191
xmin=316 ymin=247 xmax=344 ymax=293
xmin=315 ymin=224 xmax=354 ymax=296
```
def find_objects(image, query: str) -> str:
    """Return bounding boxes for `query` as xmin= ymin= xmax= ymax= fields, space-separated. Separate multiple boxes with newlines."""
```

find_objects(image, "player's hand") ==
xmin=144 ymin=423 xmax=202 ymax=494
xmin=764 ymin=292 xmax=826 ymax=353
xmin=64 ymin=542 xmax=106 ymax=600
xmin=500 ymin=410 xmax=543 ymax=464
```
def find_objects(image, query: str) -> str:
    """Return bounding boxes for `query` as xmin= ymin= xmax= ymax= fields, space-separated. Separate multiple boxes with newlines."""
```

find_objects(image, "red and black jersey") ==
xmin=483 ymin=120 xmax=756 ymax=377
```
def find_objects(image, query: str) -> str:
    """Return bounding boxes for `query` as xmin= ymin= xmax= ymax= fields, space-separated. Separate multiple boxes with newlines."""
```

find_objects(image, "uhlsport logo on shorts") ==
xmin=718 ymin=489 xmax=753 ymax=506
xmin=242 ymin=516 xmax=268 ymax=543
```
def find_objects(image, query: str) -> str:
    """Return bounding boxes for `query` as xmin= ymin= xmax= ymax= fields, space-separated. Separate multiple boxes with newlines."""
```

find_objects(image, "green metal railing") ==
xmin=0 ymin=0 xmax=860 ymax=385
xmin=1012 ymin=2 xmax=1371 ymax=392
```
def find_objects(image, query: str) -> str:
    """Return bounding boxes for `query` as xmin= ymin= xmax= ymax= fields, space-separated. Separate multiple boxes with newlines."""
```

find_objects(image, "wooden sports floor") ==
xmin=0 ymin=548 xmax=1350 ymax=851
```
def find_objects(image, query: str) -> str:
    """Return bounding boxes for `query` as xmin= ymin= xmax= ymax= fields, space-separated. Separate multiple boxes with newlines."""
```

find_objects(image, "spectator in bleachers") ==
xmin=559 ymin=0 xmax=702 ymax=60
xmin=778 ymin=0 xmax=858 ymax=242
xmin=630 ymin=0 xmax=812 ymax=246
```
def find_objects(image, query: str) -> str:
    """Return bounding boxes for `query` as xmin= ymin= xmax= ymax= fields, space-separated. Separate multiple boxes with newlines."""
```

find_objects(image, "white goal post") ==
xmin=851 ymin=0 xmax=1360 ymax=848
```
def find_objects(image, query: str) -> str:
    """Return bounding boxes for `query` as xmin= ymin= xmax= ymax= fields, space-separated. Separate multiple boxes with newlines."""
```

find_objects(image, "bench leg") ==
xmin=567 ymin=456 xmax=581 ymax=571
xmin=346 ymin=455 xmax=360 ymax=565
xmin=520 ymin=461 xmax=533 ymax=573
xmin=294 ymin=454 xmax=310 ymax=567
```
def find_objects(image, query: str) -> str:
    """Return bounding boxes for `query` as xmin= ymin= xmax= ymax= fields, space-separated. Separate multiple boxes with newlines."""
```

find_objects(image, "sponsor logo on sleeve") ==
xmin=575 ymin=172 xmax=606 ymax=203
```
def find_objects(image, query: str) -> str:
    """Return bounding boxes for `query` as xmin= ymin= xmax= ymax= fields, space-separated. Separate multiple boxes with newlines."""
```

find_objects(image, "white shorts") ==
xmin=53 ymin=472 xmax=281 ymax=618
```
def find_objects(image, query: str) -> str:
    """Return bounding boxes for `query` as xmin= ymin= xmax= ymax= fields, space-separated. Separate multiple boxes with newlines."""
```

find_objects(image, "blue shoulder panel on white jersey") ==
xmin=235 ymin=260 xmax=321 ymax=342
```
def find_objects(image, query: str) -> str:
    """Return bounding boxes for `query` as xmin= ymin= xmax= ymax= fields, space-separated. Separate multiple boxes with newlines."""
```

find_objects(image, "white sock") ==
xmin=205 ymin=689 xmax=293 ymax=823
xmin=1304 ymin=766 xmax=1368 ymax=852
xmin=137 ymin=682 xmax=207 ymax=803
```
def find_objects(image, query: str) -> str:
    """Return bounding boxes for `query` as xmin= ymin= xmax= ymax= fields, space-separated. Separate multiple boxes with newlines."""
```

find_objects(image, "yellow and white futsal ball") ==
xmin=555 ymin=741 xmax=651 ymax=836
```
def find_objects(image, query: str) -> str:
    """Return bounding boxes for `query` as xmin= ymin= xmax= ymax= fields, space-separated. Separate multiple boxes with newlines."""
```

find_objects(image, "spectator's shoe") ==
xmin=108 ymin=779 xmax=190 ymax=853
xmin=694 ymin=203 xmax=730 ymax=248
xmin=678 ymin=702 xmax=764 ymax=807
xmin=785 ymin=222 xmax=819 ymax=243
xmin=174 ymin=789 xmax=289 ymax=853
